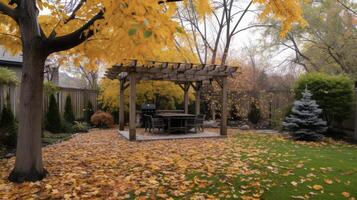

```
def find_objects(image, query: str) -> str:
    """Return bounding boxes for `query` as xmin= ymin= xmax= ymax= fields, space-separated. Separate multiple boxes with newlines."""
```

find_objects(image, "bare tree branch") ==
xmin=337 ymin=0 xmax=357 ymax=15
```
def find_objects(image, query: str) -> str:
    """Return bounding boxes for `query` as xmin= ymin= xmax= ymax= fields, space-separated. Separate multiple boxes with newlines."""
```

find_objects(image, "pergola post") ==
xmin=119 ymin=79 xmax=125 ymax=131
xmin=195 ymin=81 xmax=202 ymax=115
xmin=129 ymin=72 xmax=136 ymax=140
xmin=353 ymin=81 xmax=357 ymax=141
xmin=220 ymin=77 xmax=228 ymax=136
xmin=184 ymin=83 xmax=190 ymax=114
xmin=211 ymin=102 xmax=216 ymax=121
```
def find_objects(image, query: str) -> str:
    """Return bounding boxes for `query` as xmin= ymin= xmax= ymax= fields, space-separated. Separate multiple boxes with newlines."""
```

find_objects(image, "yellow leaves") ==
xmin=312 ymin=184 xmax=323 ymax=191
xmin=1 ymin=129 xmax=356 ymax=199
xmin=253 ymin=0 xmax=307 ymax=37
xmin=157 ymin=193 xmax=169 ymax=198
xmin=44 ymin=184 xmax=52 ymax=190
xmin=97 ymin=79 xmax=120 ymax=112
xmin=194 ymin=0 xmax=212 ymax=18
xmin=98 ymin=79 xmax=190 ymax=112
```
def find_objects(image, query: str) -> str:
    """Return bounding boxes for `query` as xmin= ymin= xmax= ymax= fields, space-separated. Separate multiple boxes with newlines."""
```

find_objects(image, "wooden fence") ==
xmin=0 ymin=85 xmax=97 ymax=120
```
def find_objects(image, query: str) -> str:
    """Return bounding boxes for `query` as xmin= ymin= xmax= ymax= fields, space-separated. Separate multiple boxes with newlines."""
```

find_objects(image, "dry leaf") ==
xmin=291 ymin=181 xmax=298 ymax=187
xmin=342 ymin=192 xmax=350 ymax=198
xmin=312 ymin=185 xmax=323 ymax=191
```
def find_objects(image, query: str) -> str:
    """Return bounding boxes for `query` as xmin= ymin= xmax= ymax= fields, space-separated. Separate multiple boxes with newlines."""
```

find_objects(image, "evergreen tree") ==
xmin=230 ymin=104 xmax=241 ymax=121
xmin=283 ymin=88 xmax=327 ymax=141
xmin=0 ymin=95 xmax=17 ymax=148
xmin=63 ymin=95 xmax=75 ymax=124
xmin=84 ymin=101 xmax=94 ymax=124
xmin=45 ymin=94 xmax=62 ymax=133
xmin=248 ymin=101 xmax=261 ymax=124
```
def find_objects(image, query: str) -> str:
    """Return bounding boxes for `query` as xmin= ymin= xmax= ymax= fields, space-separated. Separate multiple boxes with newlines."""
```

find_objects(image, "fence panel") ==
xmin=0 ymin=85 xmax=97 ymax=120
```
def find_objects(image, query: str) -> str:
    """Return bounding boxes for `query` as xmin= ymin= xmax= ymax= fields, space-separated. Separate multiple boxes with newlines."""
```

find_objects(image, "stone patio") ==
xmin=118 ymin=128 xmax=224 ymax=141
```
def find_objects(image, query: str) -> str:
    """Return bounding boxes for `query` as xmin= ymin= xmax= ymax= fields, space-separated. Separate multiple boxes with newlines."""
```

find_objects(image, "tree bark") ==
xmin=9 ymin=42 xmax=47 ymax=182
xmin=8 ymin=2 xmax=48 ymax=182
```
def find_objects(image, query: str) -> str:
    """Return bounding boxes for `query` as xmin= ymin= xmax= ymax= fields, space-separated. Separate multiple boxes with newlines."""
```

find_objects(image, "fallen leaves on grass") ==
xmin=0 ymin=130 xmax=257 ymax=199
xmin=0 ymin=130 xmax=355 ymax=199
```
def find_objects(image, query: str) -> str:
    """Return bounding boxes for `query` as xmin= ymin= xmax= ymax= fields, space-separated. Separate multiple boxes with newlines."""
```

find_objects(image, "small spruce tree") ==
xmin=45 ymin=94 xmax=62 ymax=133
xmin=283 ymin=88 xmax=327 ymax=141
xmin=0 ymin=95 xmax=17 ymax=148
xmin=64 ymin=95 xmax=75 ymax=124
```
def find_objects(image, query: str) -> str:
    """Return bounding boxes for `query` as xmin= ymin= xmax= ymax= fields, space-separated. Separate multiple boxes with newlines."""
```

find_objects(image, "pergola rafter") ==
xmin=105 ymin=60 xmax=238 ymax=140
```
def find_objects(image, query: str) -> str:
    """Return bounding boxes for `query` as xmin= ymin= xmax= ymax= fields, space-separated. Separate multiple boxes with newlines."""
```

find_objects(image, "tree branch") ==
xmin=0 ymin=1 xmax=18 ymax=22
xmin=64 ymin=0 xmax=86 ymax=24
xmin=46 ymin=10 xmax=104 ymax=54
xmin=47 ymin=0 xmax=182 ymax=54
xmin=158 ymin=0 xmax=182 ymax=3
xmin=337 ymin=0 xmax=357 ymax=15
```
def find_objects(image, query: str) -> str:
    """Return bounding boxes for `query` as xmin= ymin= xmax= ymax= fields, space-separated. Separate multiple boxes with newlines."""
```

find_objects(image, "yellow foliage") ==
xmin=0 ymin=0 xmax=305 ymax=66
xmin=253 ymin=0 xmax=307 ymax=37
xmin=97 ymin=79 xmax=120 ymax=111
xmin=98 ymin=78 xmax=194 ymax=112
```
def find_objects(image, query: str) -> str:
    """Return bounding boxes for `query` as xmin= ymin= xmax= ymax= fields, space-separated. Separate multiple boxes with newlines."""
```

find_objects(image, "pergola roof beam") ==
xmin=105 ymin=60 xmax=238 ymax=82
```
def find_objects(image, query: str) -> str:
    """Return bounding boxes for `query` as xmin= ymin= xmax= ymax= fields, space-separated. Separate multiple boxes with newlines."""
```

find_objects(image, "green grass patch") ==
xmin=42 ymin=131 xmax=73 ymax=145
xmin=186 ymin=132 xmax=357 ymax=199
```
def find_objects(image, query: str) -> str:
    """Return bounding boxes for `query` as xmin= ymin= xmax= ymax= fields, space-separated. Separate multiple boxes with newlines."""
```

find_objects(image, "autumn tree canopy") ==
xmin=0 ymin=0 xmax=306 ymax=64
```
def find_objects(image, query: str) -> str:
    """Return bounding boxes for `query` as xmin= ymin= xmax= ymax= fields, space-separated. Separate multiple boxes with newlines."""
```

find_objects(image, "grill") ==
xmin=141 ymin=103 xmax=156 ymax=115
xmin=140 ymin=104 xmax=156 ymax=127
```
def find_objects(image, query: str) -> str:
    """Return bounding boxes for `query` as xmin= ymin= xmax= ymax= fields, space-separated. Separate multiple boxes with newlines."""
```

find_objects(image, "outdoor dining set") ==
xmin=140 ymin=103 xmax=205 ymax=134
xmin=142 ymin=113 xmax=205 ymax=134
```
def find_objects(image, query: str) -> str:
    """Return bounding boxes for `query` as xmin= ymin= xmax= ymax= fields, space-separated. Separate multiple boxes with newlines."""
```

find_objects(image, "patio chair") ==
xmin=196 ymin=114 xmax=205 ymax=132
xmin=185 ymin=117 xmax=197 ymax=133
xmin=143 ymin=114 xmax=152 ymax=131
xmin=149 ymin=116 xmax=165 ymax=133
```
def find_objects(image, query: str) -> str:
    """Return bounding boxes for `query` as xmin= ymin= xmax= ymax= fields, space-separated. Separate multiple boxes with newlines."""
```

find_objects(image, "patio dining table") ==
xmin=156 ymin=113 xmax=196 ymax=134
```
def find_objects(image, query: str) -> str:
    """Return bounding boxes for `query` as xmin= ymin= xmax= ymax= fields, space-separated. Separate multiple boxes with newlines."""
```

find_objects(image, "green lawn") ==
xmin=42 ymin=131 xmax=73 ymax=145
xmin=186 ymin=132 xmax=357 ymax=200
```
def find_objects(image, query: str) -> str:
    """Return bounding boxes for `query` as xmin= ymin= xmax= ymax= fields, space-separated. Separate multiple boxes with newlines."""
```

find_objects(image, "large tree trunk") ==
xmin=8 ymin=3 xmax=48 ymax=182
xmin=8 ymin=42 xmax=47 ymax=182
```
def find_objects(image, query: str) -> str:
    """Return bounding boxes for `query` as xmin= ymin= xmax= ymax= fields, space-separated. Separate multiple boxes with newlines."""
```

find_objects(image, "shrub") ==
xmin=271 ymin=104 xmax=293 ymax=131
xmin=283 ymin=88 xmax=327 ymax=141
xmin=248 ymin=101 xmax=261 ymax=124
xmin=294 ymin=73 xmax=353 ymax=125
xmin=45 ymin=94 xmax=62 ymax=133
xmin=61 ymin=121 xmax=74 ymax=133
xmin=0 ymin=103 xmax=17 ymax=148
xmin=84 ymin=101 xmax=94 ymax=124
xmin=72 ymin=121 xmax=89 ymax=133
xmin=63 ymin=95 xmax=75 ymax=124
xmin=0 ymin=67 xmax=18 ymax=85
xmin=44 ymin=81 xmax=59 ymax=96
xmin=230 ymin=104 xmax=241 ymax=121
xmin=90 ymin=111 xmax=114 ymax=128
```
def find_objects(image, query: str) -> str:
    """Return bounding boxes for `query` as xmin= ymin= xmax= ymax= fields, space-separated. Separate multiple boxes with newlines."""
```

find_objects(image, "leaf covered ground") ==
xmin=0 ymin=129 xmax=356 ymax=199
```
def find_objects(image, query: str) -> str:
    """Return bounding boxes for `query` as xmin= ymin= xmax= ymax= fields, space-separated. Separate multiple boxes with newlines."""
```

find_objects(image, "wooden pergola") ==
xmin=105 ymin=60 xmax=238 ymax=140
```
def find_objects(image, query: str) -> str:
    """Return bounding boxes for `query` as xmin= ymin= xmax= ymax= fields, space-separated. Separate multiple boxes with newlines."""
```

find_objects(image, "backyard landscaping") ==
xmin=0 ymin=129 xmax=356 ymax=199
